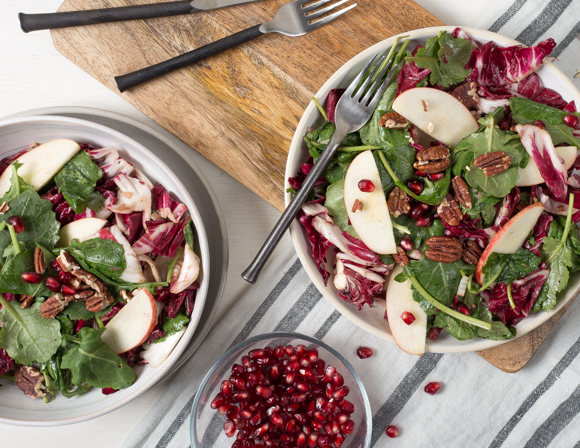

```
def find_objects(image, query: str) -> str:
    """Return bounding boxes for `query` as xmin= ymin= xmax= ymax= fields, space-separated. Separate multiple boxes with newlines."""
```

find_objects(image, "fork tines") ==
xmin=347 ymin=53 xmax=398 ymax=109
xmin=303 ymin=0 xmax=358 ymax=28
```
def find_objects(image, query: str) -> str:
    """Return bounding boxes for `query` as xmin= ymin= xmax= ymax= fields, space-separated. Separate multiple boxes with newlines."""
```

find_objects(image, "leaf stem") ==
xmin=371 ymin=37 xmax=407 ymax=83
xmin=0 ymin=374 xmax=15 ymax=382
xmin=0 ymin=221 xmax=6 ymax=232
xmin=337 ymin=145 xmax=382 ymax=152
xmin=377 ymin=152 xmax=422 ymax=200
xmin=394 ymin=39 xmax=411 ymax=64
xmin=507 ymin=282 xmax=516 ymax=309
xmin=96 ymin=317 xmax=104 ymax=329
xmin=63 ymin=334 xmax=81 ymax=345
xmin=548 ymin=193 xmax=574 ymax=264
xmin=392 ymin=223 xmax=411 ymax=235
xmin=403 ymin=266 xmax=492 ymax=330
xmin=312 ymin=98 xmax=328 ymax=122
xmin=8 ymin=225 xmax=20 ymax=255
xmin=166 ymin=247 xmax=183 ymax=284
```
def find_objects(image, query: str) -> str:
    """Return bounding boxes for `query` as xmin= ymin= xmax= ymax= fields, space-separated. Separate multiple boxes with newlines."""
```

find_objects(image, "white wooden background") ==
xmin=0 ymin=0 xmax=499 ymax=445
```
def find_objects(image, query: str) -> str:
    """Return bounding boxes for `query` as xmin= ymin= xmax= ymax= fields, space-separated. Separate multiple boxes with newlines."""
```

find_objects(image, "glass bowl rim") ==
xmin=190 ymin=331 xmax=372 ymax=447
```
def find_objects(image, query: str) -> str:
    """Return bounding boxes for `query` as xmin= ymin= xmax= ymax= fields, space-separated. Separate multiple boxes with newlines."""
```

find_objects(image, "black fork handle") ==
xmin=114 ymin=24 xmax=264 ymax=92
xmin=19 ymin=1 xmax=197 ymax=33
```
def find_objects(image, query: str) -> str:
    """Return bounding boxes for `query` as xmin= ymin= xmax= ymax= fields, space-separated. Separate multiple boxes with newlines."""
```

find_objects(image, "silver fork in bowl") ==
xmin=115 ymin=0 xmax=358 ymax=91
xmin=242 ymin=53 xmax=399 ymax=283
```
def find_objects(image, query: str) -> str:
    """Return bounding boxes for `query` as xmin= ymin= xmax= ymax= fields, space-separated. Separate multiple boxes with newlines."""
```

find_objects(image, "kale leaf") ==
xmin=417 ymin=169 xmax=451 ymax=206
xmin=464 ymin=187 xmax=499 ymax=226
xmin=433 ymin=313 xmax=476 ymax=340
xmin=54 ymin=151 xmax=104 ymax=214
xmin=61 ymin=327 xmax=137 ymax=390
xmin=66 ymin=238 xmax=126 ymax=280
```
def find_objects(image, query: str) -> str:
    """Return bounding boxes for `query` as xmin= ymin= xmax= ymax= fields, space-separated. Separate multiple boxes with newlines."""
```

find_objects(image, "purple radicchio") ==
xmin=132 ymin=217 xmax=190 ymax=258
xmin=333 ymin=253 xmax=387 ymax=310
xmin=524 ymin=212 xmax=553 ymax=256
xmin=395 ymin=45 xmax=431 ymax=97
xmin=452 ymin=27 xmax=480 ymax=48
xmin=170 ymin=242 xmax=200 ymax=294
xmin=485 ymin=266 xmax=549 ymax=325
xmin=531 ymin=185 xmax=580 ymax=220
xmin=467 ymin=38 xmax=556 ymax=87
xmin=491 ymin=186 xmax=520 ymax=232
xmin=89 ymin=146 xmax=135 ymax=178
xmin=74 ymin=208 xmax=96 ymax=221
xmin=115 ymin=212 xmax=143 ymax=244
xmin=0 ymin=149 xmax=27 ymax=177
xmin=516 ymin=124 xmax=568 ymax=202
xmin=443 ymin=216 xmax=491 ymax=248
xmin=108 ymin=225 xmax=147 ymax=284
xmin=152 ymin=184 xmax=188 ymax=223
xmin=41 ymin=186 xmax=75 ymax=226
xmin=0 ymin=348 xmax=15 ymax=375
xmin=105 ymin=174 xmax=152 ymax=222
xmin=326 ymin=89 xmax=345 ymax=124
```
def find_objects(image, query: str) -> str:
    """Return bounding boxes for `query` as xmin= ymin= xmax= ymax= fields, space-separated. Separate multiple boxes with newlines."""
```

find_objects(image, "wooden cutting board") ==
xmin=51 ymin=0 xmax=568 ymax=372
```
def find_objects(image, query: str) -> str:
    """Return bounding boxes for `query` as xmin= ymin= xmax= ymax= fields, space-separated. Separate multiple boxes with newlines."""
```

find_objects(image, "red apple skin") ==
xmin=132 ymin=289 xmax=158 ymax=349
xmin=475 ymin=202 xmax=545 ymax=285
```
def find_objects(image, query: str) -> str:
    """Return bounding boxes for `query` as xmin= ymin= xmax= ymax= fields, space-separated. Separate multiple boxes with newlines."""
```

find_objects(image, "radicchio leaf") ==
xmin=326 ymin=89 xmax=345 ymax=124
xmin=516 ymin=124 xmax=567 ymax=201
xmin=41 ymin=186 xmax=75 ymax=226
xmin=74 ymin=208 xmax=96 ymax=220
xmin=115 ymin=212 xmax=143 ymax=244
xmin=105 ymin=174 xmax=152 ymax=222
xmin=395 ymin=46 xmax=431 ymax=97
xmin=524 ymin=212 xmax=553 ymax=256
xmin=443 ymin=217 xmax=491 ymax=248
xmin=89 ymin=146 xmax=135 ymax=178
xmin=0 ymin=348 xmax=15 ymax=375
xmin=492 ymin=187 xmax=520 ymax=231
xmin=169 ymin=243 xmax=200 ymax=294
xmin=108 ymin=225 xmax=147 ymax=284
xmin=334 ymin=254 xmax=386 ymax=310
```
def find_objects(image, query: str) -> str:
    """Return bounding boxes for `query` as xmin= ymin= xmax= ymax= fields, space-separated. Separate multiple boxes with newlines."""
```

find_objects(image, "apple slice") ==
xmin=140 ymin=327 xmax=186 ymax=368
xmin=475 ymin=202 xmax=545 ymax=285
xmin=392 ymin=87 xmax=479 ymax=147
xmin=386 ymin=265 xmax=427 ymax=355
xmin=100 ymin=288 xmax=158 ymax=354
xmin=57 ymin=218 xmax=108 ymax=247
xmin=0 ymin=139 xmax=81 ymax=197
xmin=343 ymin=150 xmax=396 ymax=254
xmin=517 ymin=146 xmax=577 ymax=187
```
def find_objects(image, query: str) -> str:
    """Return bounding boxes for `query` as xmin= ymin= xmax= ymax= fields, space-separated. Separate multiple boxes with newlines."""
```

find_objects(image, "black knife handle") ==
xmin=19 ymin=1 xmax=196 ymax=33
xmin=115 ymin=24 xmax=264 ymax=92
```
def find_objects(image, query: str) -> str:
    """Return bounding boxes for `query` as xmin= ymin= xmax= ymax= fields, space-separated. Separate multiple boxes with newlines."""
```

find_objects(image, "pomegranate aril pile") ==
xmin=211 ymin=344 xmax=354 ymax=447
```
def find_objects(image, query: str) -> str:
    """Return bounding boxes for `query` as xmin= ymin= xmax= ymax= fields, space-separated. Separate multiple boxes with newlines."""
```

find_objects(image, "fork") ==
xmin=242 ymin=53 xmax=399 ymax=283
xmin=114 ymin=0 xmax=357 ymax=92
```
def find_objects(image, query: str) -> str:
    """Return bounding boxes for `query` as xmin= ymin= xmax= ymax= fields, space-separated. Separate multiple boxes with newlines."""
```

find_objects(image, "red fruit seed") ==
xmin=563 ymin=114 xmax=580 ymax=130
xmin=386 ymin=425 xmax=399 ymax=438
xmin=45 ymin=276 xmax=62 ymax=292
xmin=456 ymin=302 xmax=470 ymax=316
xmin=58 ymin=271 xmax=73 ymax=284
xmin=61 ymin=284 xmax=77 ymax=295
xmin=51 ymin=260 xmax=62 ymax=272
xmin=21 ymin=272 xmax=42 ymax=284
xmin=401 ymin=311 xmax=415 ymax=325
xmin=7 ymin=216 xmax=24 ymax=233
xmin=415 ymin=216 xmax=432 ymax=227
xmin=428 ymin=327 xmax=442 ymax=341
xmin=428 ymin=172 xmax=445 ymax=181
xmin=399 ymin=238 xmax=413 ymax=252
xmin=358 ymin=179 xmax=375 ymax=193
xmin=424 ymin=381 xmax=441 ymax=395
xmin=356 ymin=347 xmax=373 ymax=359
xmin=407 ymin=180 xmax=424 ymax=195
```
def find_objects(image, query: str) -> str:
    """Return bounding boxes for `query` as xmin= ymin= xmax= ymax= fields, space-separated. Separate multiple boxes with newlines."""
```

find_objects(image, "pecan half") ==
xmin=392 ymin=247 xmax=409 ymax=266
xmin=14 ymin=365 xmax=46 ymax=399
xmin=462 ymin=240 xmax=482 ymax=265
xmin=19 ymin=295 xmax=33 ymax=309
xmin=413 ymin=146 xmax=450 ymax=174
xmin=379 ymin=112 xmax=408 ymax=129
xmin=452 ymin=176 xmax=472 ymax=209
xmin=473 ymin=151 xmax=511 ymax=177
xmin=40 ymin=294 xmax=67 ymax=319
xmin=437 ymin=194 xmax=462 ymax=226
xmin=86 ymin=292 xmax=115 ymax=313
xmin=56 ymin=251 xmax=80 ymax=273
xmin=351 ymin=199 xmax=363 ymax=213
xmin=0 ymin=202 xmax=8 ymax=214
xmin=450 ymin=82 xmax=479 ymax=109
xmin=64 ymin=289 xmax=95 ymax=302
xmin=424 ymin=236 xmax=463 ymax=263
xmin=34 ymin=247 xmax=46 ymax=275
xmin=387 ymin=187 xmax=410 ymax=218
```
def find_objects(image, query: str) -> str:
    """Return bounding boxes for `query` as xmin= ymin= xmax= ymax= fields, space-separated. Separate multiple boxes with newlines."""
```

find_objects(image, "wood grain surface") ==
xmin=50 ymin=0 xmax=569 ymax=372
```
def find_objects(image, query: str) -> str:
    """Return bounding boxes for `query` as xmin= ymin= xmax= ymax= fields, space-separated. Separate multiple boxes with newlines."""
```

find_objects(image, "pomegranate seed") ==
xmin=428 ymin=172 xmax=445 ymax=181
xmin=285 ymin=418 xmax=298 ymax=433
xmin=410 ymin=204 xmax=426 ymax=220
xmin=270 ymin=412 xmax=284 ymax=427
xmin=307 ymin=433 xmax=319 ymax=448
xmin=61 ymin=284 xmax=77 ymax=295
xmin=21 ymin=272 xmax=42 ymax=284
xmin=342 ymin=420 xmax=355 ymax=435
xmin=325 ymin=383 xmax=335 ymax=398
xmin=209 ymin=393 xmax=225 ymax=408
xmin=286 ymin=361 xmax=300 ymax=372
xmin=407 ymin=180 xmax=424 ymax=195
xmin=318 ymin=434 xmax=332 ymax=445
xmin=428 ymin=327 xmax=442 ymax=341
xmin=399 ymin=237 xmax=413 ymax=252
xmin=230 ymin=375 xmax=246 ymax=390
xmin=307 ymin=349 xmax=319 ymax=363
xmin=242 ymin=356 xmax=251 ymax=368
xmin=285 ymin=345 xmax=296 ymax=356
xmin=498 ymin=118 xmax=510 ymax=130
xmin=401 ymin=311 xmax=415 ymax=325
xmin=337 ymin=413 xmax=349 ymax=424
xmin=299 ymin=356 xmax=311 ymax=368
xmin=323 ymin=366 xmax=336 ymax=383
xmin=232 ymin=364 xmax=245 ymax=375
xmin=297 ymin=433 xmax=307 ymax=446
xmin=356 ymin=346 xmax=373 ymax=359
xmin=273 ymin=345 xmax=285 ymax=358
xmin=254 ymin=423 xmax=271 ymax=438
xmin=243 ymin=440 xmax=256 ymax=448
xmin=385 ymin=425 xmax=399 ymax=438
xmin=3 ymin=293 xmax=15 ymax=302
xmin=57 ymin=271 xmax=73 ymax=284
xmin=331 ymin=386 xmax=349 ymax=401
xmin=415 ymin=216 xmax=432 ymax=227
xmin=296 ymin=345 xmax=307 ymax=356
xmin=415 ymin=170 xmax=428 ymax=177
xmin=280 ymin=433 xmax=294 ymax=444
xmin=225 ymin=419 xmax=236 ymax=437
xmin=256 ymin=385 xmax=273 ymax=399
xmin=232 ymin=441 xmax=243 ymax=448
xmin=341 ymin=401 xmax=355 ymax=414
xmin=51 ymin=260 xmax=62 ymax=272
xmin=563 ymin=114 xmax=580 ymax=130
xmin=233 ymin=391 xmax=250 ymax=402
xmin=219 ymin=404 xmax=233 ymax=415
xmin=314 ymin=360 xmax=325 ymax=375
xmin=358 ymin=179 xmax=375 ymax=193
xmin=240 ymin=408 xmax=253 ymax=419
xmin=424 ymin=381 xmax=441 ymax=395
xmin=228 ymin=407 xmax=240 ymax=420
xmin=7 ymin=216 xmax=24 ymax=233
xmin=456 ymin=302 xmax=470 ymax=316
xmin=299 ymin=368 xmax=315 ymax=381
xmin=335 ymin=432 xmax=347 ymax=447
xmin=331 ymin=372 xmax=344 ymax=387
xmin=533 ymin=120 xmax=546 ymax=129
xmin=284 ymin=372 xmax=297 ymax=384
xmin=249 ymin=349 xmax=265 ymax=359
xmin=45 ymin=276 xmax=61 ymax=292
xmin=331 ymin=420 xmax=341 ymax=435
xmin=321 ymin=401 xmax=336 ymax=415
xmin=249 ymin=412 xmax=262 ymax=426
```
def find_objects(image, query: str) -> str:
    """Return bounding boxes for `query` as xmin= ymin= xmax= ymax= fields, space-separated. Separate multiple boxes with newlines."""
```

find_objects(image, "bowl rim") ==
xmin=0 ymin=114 xmax=211 ymax=425
xmin=190 ymin=331 xmax=372 ymax=447
xmin=285 ymin=26 xmax=580 ymax=353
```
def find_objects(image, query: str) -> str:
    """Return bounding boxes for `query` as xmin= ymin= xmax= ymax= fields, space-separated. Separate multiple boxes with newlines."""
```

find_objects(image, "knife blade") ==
xmin=20 ymin=0 xmax=261 ymax=33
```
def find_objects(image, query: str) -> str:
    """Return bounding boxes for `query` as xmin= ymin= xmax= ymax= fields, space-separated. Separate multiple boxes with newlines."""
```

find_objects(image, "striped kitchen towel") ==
xmin=124 ymin=3 xmax=580 ymax=447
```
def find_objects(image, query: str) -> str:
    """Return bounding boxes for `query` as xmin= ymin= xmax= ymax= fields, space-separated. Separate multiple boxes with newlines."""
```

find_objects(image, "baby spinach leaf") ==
xmin=373 ymin=147 xmax=416 ymax=195
xmin=417 ymin=169 xmax=451 ymax=206
xmin=0 ymin=298 xmax=60 ymax=364
xmin=476 ymin=308 xmax=516 ymax=340
xmin=54 ymin=151 xmax=104 ymax=214
xmin=324 ymin=180 xmax=356 ymax=236
xmin=61 ymin=327 xmax=137 ymax=390
xmin=406 ymin=31 xmax=473 ymax=87
xmin=0 ymin=249 xmax=52 ymax=297
xmin=510 ymin=97 xmax=580 ymax=148
xmin=67 ymin=238 xmax=126 ymax=280
xmin=155 ymin=313 xmax=189 ymax=344
xmin=481 ymin=248 xmax=541 ymax=287
xmin=64 ymin=302 xmax=112 ymax=321
xmin=433 ymin=313 xmax=476 ymax=340
xmin=359 ymin=82 xmax=401 ymax=147
xmin=464 ymin=188 xmax=499 ymax=225
xmin=304 ymin=122 xmax=336 ymax=160
xmin=1 ymin=163 xmax=34 ymax=203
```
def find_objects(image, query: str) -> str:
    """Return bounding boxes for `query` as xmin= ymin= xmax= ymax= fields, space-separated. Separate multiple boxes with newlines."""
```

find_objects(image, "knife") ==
xmin=19 ymin=0 xmax=259 ymax=33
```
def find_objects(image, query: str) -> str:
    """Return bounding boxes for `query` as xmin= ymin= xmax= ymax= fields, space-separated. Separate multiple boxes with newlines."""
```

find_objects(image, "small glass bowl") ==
xmin=191 ymin=332 xmax=372 ymax=447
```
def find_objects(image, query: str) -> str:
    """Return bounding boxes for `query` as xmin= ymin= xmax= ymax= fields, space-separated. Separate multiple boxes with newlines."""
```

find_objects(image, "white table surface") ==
xmin=0 ymin=0 xmax=499 ymax=445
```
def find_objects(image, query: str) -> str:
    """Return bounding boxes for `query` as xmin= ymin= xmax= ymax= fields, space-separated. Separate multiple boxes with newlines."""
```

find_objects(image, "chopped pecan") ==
xmin=70 ymin=278 xmax=90 ymax=290
xmin=392 ymin=247 xmax=409 ymax=266
xmin=462 ymin=240 xmax=482 ymax=265
xmin=379 ymin=112 xmax=408 ymax=129
xmin=424 ymin=236 xmax=463 ymax=263
xmin=0 ymin=202 xmax=8 ymax=214
xmin=40 ymin=294 xmax=67 ymax=318
xmin=120 ymin=290 xmax=134 ymax=302
xmin=34 ymin=247 xmax=46 ymax=275
xmin=387 ymin=187 xmax=410 ymax=218
xmin=14 ymin=365 xmax=46 ymax=399
xmin=413 ymin=146 xmax=450 ymax=174
xmin=473 ymin=151 xmax=511 ymax=177
xmin=450 ymin=82 xmax=479 ymax=109
xmin=19 ymin=295 xmax=33 ymax=309
xmin=422 ymin=100 xmax=428 ymax=112
xmin=86 ymin=293 xmax=114 ymax=313
xmin=64 ymin=289 xmax=95 ymax=302
xmin=56 ymin=251 xmax=80 ymax=273
xmin=437 ymin=194 xmax=462 ymax=226
xmin=352 ymin=199 xmax=364 ymax=213
xmin=452 ymin=176 xmax=472 ymax=209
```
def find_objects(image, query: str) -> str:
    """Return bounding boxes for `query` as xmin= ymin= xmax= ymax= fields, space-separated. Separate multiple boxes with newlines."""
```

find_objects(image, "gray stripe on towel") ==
xmin=515 ymin=0 xmax=574 ymax=46
xmin=552 ymin=21 xmax=580 ymax=58
xmin=488 ymin=0 xmax=527 ymax=33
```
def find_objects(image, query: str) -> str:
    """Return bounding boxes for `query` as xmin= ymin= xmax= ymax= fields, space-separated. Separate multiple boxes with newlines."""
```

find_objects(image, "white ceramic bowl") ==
xmin=0 ymin=115 xmax=210 ymax=425
xmin=286 ymin=26 xmax=580 ymax=353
